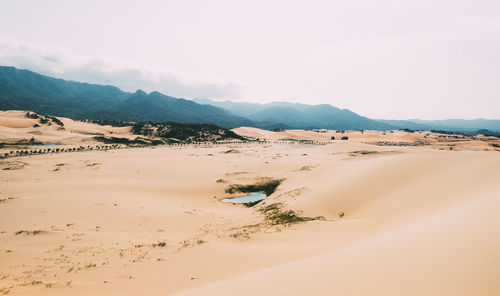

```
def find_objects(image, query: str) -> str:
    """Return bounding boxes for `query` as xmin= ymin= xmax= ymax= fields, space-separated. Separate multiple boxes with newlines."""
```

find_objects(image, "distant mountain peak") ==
xmin=134 ymin=89 xmax=147 ymax=96
xmin=149 ymin=91 xmax=162 ymax=96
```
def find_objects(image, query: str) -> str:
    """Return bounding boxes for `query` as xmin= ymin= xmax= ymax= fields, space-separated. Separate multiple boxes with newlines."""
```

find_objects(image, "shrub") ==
xmin=225 ymin=179 xmax=283 ymax=196
xmin=400 ymin=128 xmax=414 ymax=133
xmin=152 ymin=241 xmax=166 ymax=247
xmin=48 ymin=116 xmax=64 ymax=127
xmin=25 ymin=112 xmax=40 ymax=119
xmin=258 ymin=203 xmax=324 ymax=226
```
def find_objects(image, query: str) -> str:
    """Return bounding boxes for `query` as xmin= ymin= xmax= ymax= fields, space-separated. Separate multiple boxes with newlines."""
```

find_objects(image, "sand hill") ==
xmin=0 ymin=110 xmax=499 ymax=295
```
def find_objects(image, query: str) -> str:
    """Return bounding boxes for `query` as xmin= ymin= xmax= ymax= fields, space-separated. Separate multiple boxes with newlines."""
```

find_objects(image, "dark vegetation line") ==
xmin=79 ymin=119 xmax=133 ymax=127
xmin=1 ymin=144 xmax=122 ymax=159
xmin=0 ymin=140 xmax=332 ymax=159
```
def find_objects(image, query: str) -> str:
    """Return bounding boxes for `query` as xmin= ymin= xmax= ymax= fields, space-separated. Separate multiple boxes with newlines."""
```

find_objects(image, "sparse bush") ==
xmin=225 ymin=179 xmax=283 ymax=196
xmin=48 ymin=116 xmax=64 ymax=127
xmin=258 ymin=203 xmax=324 ymax=226
xmin=14 ymin=230 xmax=42 ymax=235
xmin=152 ymin=241 xmax=166 ymax=247
xmin=25 ymin=112 xmax=40 ymax=119
xmin=243 ymin=200 xmax=264 ymax=207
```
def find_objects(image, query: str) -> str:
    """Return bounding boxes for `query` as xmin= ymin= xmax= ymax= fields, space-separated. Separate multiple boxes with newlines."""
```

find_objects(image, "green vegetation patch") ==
xmin=25 ymin=111 xmax=64 ymax=127
xmin=132 ymin=121 xmax=245 ymax=142
xmin=258 ymin=203 xmax=324 ymax=226
xmin=225 ymin=178 xmax=283 ymax=196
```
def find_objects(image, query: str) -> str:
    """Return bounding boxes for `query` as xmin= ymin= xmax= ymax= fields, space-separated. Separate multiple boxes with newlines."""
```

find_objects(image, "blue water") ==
xmin=30 ymin=144 xmax=60 ymax=148
xmin=222 ymin=192 xmax=266 ymax=204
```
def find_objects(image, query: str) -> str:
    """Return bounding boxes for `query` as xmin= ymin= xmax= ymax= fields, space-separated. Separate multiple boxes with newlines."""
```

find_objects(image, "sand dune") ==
xmin=175 ymin=149 xmax=500 ymax=295
xmin=178 ymin=190 xmax=500 ymax=296
xmin=0 ymin=110 xmax=133 ymax=148
xmin=1 ymin=111 xmax=499 ymax=295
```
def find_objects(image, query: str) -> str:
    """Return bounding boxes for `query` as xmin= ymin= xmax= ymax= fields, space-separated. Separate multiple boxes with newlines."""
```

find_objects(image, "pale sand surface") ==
xmin=1 ymin=111 xmax=500 ymax=295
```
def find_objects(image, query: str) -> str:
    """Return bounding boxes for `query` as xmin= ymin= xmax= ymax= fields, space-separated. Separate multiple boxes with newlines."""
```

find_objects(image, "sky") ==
xmin=0 ymin=0 xmax=499 ymax=120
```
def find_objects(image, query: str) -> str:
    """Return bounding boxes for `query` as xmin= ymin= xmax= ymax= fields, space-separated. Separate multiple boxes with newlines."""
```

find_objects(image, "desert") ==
xmin=1 ymin=110 xmax=499 ymax=295
xmin=1 ymin=1 xmax=500 ymax=293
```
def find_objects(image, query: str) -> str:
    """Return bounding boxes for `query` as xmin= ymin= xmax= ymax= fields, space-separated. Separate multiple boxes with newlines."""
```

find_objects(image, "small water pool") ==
xmin=222 ymin=192 xmax=266 ymax=204
xmin=30 ymin=144 xmax=60 ymax=148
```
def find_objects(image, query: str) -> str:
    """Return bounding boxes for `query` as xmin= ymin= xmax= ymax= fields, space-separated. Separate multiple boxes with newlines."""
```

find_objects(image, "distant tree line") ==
xmin=131 ymin=121 xmax=245 ymax=142
xmin=80 ymin=119 xmax=133 ymax=127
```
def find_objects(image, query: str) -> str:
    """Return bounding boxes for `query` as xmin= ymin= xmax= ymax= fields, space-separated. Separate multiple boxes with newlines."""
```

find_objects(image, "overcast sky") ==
xmin=0 ymin=0 xmax=499 ymax=119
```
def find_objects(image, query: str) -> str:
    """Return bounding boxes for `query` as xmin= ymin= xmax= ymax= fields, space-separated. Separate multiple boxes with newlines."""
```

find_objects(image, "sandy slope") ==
xmin=176 ymin=148 xmax=500 ymax=295
xmin=1 ymin=111 xmax=500 ymax=295
xmin=0 ymin=110 xmax=132 ymax=148
xmin=178 ymin=190 xmax=500 ymax=296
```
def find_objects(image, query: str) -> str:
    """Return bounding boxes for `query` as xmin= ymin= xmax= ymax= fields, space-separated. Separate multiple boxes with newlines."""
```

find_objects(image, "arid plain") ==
xmin=1 ymin=110 xmax=500 ymax=295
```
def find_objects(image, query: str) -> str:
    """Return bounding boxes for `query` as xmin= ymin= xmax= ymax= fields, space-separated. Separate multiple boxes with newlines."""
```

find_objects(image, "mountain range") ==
xmin=378 ymin=118 xmax=500 ymax=133
xmin=193 ymin=99 xmax=393 ymax=130
xmin=194 ymin=99 xmax=500 ymax=133
xmin=0 ymin=66 xmax=251 ymax=127
xmin=1 ymin=66 xmax=499 ymax=132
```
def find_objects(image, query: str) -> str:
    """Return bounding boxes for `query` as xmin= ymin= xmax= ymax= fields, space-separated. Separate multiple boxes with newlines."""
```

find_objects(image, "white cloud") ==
xmin=0 ymin=35 xmax=243 ymax=99
xmin=0 ymin=0 xmax=499 ymax=120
